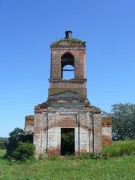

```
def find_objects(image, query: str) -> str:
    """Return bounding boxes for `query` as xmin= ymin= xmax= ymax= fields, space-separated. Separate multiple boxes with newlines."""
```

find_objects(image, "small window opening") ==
xmin=61 ymin=53 xmax=74 ymax=79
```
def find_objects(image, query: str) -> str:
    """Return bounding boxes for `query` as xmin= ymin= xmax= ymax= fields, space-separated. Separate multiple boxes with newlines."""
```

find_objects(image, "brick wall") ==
xmin=25 ymin=115 xmax=34 ymax=133
xmin=50 ymin=43 xmax=86 ymax=80
xmin=49 ymin=41 xmax=87 ymax=99
xmin=34 ymin=107 xmax=102 ymax=157
xmin=101 ymin=117 xmax=112 ymax=146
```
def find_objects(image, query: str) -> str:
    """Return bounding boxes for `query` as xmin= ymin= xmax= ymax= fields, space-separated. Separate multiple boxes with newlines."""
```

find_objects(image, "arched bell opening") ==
xmin=61 ymin=53 xmax=74 ymax=79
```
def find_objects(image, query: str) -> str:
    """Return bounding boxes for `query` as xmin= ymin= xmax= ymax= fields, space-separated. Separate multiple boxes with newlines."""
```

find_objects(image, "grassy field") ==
xmin=0 ymin=150 xmax=135 ymax=180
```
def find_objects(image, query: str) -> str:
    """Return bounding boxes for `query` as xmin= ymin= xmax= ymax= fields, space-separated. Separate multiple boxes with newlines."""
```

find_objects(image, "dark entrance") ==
xmin=61 ymin=128 xmax=75 ymax=155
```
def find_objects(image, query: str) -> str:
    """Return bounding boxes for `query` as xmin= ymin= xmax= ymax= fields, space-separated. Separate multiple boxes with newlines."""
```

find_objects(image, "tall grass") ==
xmin=102 ymin=140 xmax=135 ymax=158
xmin=0 ymin=142 xmax=135 ymax=180
xmin=0 ymin=149 xmax=135 ymax=180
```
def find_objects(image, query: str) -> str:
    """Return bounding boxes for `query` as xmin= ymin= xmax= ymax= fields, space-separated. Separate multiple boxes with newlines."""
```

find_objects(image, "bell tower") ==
xmin=49 ymin=31 xmax=87 ymax=101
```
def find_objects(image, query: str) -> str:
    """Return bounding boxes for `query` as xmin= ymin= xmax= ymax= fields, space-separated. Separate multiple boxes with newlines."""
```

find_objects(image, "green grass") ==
xmin=0 ymin=149 xmax=135 ymax=180
xmin=102 ymin=140 xmax=135 ymax=158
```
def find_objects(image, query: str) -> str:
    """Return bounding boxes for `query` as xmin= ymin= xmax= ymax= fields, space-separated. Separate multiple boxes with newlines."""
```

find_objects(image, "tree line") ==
xmin=0 ymin=137 xmax=8 ymax=150
xmin=102 ymin=103 xmax=135 ymax=141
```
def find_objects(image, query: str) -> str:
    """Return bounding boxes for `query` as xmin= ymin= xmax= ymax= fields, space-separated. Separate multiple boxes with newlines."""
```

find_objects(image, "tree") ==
xmin=111 ymin=103 xmax=135 ymax=140
xmin=6 ymin=128 xmax=24 ymax=156
xmin=5 ymin=127 xmax=34 ymax=161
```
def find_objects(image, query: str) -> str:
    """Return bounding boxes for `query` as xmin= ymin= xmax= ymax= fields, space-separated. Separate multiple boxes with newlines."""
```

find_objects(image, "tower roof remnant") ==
xmin=51 ymin=31 xmax=85 ymax=46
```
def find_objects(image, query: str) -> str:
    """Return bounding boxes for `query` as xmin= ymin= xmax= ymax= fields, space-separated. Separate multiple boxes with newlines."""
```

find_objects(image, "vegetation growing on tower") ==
xmin=51 ymin=38 xmax=85 ymax=45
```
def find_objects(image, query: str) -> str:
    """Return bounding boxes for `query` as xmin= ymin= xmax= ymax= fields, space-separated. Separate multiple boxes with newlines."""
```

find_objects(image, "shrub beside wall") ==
xmin=13 ymin=142 xmax=35 ymax=161
xmin=5 ymin=128 xmax=34 ymax=162
xmin=102 ymin=140 xmax=135 ymax=158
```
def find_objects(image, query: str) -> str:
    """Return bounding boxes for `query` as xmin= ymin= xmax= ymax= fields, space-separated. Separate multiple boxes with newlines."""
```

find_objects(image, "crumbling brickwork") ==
xmin=25 ymin=115 xmax=34 ymax=133
xmin=25 ymin=31 xmax=112 ymax=157
xmin=33 ymin=105 xmax=102 ymax=157
xmin=101 ymin=117 xmax=112 ymax=146
xmin=49 ymin=36 xmax=87 ymax=99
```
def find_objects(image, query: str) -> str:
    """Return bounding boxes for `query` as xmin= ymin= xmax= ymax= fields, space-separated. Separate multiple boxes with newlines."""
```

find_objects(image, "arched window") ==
xmin=61 ymin=53 xmax=74 ymax=79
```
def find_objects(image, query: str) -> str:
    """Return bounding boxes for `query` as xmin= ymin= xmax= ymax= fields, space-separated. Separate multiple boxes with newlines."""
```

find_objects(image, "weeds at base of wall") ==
xmin=75 ymin=153 xmax=101 ymax=160
xmin=38 ymin=153 xmax=61 ymax=161
xmin=38 ymin=153 xmax=44 ymax=160
xmin=36 ymin=153 xmax=102 ymax=161
xmin=2 ymin=141 xmax=135 ymax=164
xmin=21 ymin=140 xmax=135 ymax=162
xmin=45 ymin=141 xmax=135 ymax=160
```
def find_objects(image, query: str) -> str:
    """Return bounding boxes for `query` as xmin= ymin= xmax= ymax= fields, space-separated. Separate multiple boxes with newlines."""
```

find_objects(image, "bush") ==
xmin=5 ymin=128 xmax=34 ymax=162
xmin=102 ymin=140 xmax=135 ymax=158
xmin=13 ymin=142 xmax=35 ymax=161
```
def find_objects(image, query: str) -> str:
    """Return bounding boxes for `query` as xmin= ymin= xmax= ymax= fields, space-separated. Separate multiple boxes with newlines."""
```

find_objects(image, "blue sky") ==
xmin=0 ymin=0 xmax=135 ymax=137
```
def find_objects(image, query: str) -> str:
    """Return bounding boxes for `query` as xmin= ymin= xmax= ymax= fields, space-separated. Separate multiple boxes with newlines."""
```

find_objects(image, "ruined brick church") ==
xmin=25 ymin=31 xmax=112 ymax=157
